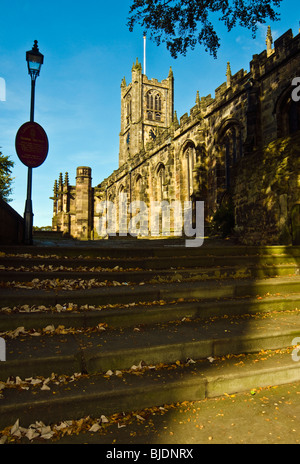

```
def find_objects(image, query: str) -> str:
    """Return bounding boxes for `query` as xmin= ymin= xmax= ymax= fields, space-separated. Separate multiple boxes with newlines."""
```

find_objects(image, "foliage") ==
xmin=0 ymin=151 xmax=14 ymax=202
xmin=127 ymin=0 xmax=283 ymax=58
xmin=33 ymin=226 xmax=52 ymax=231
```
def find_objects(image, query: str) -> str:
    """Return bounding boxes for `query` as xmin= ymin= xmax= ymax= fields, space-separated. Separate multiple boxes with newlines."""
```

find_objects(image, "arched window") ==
xmin=146 ymin=90 xmax=162 ymax=122
xmin=276 ymin=87 xmax=300 ymax=137
xmin=185 ymin=145 xmax=195 ymax=199
xmin=147 ymin=92 xmax=153 ymax=110
xmin=134 ymin=174 xmax=142 ymax=201
xmin=155 ymin=94 xmax=161 ymax=112
xmin=282 ymin=97 xmax=300 ymax=136
xmin=126 ymin=97 xmax=132 ymax=126
xmin=156 ymin=163 xmax=165 ymax=201
xmin=117 ymin=184 xmax=127 ymax=234
xmin=217 ymin=122 xmax=243 ymax=191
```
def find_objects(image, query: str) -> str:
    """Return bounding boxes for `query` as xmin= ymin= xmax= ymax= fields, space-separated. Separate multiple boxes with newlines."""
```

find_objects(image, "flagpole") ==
xmin=143 ymin=35 xmax=146 ymax=75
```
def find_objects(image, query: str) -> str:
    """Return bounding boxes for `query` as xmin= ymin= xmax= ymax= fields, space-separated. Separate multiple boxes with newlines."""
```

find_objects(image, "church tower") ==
xmin=119 ymin=59 xmax=174 ymax=167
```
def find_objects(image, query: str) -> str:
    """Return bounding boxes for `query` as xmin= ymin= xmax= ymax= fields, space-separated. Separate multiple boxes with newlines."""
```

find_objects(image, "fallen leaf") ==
xmin=41 ymin=384 xmax=51 ymax=391
xmin=89 ymin=423 xmax=101 ymax=432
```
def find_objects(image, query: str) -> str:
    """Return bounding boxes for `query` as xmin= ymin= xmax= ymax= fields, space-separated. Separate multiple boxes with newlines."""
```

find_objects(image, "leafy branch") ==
xmin=0 ymin=150 xmax=14 ymax=202
xmin=127 ymin=0 xmax=283 ymax=58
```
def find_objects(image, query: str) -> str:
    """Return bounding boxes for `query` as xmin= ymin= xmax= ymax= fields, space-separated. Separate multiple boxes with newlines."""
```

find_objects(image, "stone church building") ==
xmin=51 ymin=27 xmax=300 ymax=244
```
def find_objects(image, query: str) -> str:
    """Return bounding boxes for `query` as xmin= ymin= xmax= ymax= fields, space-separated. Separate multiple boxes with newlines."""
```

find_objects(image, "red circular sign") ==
xmin=15 ymin=121 xmax=49 ymax=168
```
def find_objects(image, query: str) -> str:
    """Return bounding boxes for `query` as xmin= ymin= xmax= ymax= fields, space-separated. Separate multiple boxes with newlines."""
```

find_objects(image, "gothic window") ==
xmin=276 ymin=90 xmax=300 ymax=137
xmin=185 ymin=146 xmax=195 ymax=199
xmin=284 ymin=98 xmax=300 ymax=135
xmin=147 ymin=92 xmax=153 ymax=110
xmin=126 ymin=97 xmax=132 ymax=126
xmin=289 ymin=100 xmax=300 ymax=133
xmin=155 ymin=94 xmax=161 ymax=112
xmin=146 ymin=90 xmax=162 ymax=122
xmin=224 ymin=137 xmax=231 ymax=189
xmin=217 ymin=123 xmax=243 ymax=191
xmin=156 ymin=163 xmax=165 ymax=201
xmin=134 ymin=174 xmax=142 ymax=201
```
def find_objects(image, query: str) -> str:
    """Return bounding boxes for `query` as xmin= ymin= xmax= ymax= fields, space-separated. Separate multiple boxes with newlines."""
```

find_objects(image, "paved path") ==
xmin=3 ymin=381 xmax=299 ymax=445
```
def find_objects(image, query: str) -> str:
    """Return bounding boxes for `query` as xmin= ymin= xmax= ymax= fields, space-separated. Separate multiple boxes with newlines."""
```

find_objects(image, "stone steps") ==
xmin=0 ymin=263 xmax=298 ymax=284
xmin=1 ymin=243 xmax=299 ymax=258
xmin=0 ymin=243 xmax=299 ymax=433
xmin=0 ymin=349 xmax=299 ymax=430
xmin=1 ymin=307 xmax=300 ymax=381
xmin=0 ymin=294 xmax=299 ymax=332
xmin=0 ymin=251 xmax=299 ymax=268
xmin=0 ymin=275 xmax=299 ymax=308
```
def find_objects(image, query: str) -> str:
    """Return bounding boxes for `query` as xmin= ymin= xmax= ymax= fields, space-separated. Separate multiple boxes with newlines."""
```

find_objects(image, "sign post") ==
xmin=15 ymin=121 xmax=48 ymax=244
xmin=16 ymin=40 xmax=45 ymax=245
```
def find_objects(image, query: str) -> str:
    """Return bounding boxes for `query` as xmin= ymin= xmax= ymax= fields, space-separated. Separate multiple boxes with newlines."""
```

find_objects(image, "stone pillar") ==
xmin=62 ymin=172 xmax=70 ymax=235
xmin=58 ymin=173 xmax=63 ymax=213
xmin=53 ymin=180 xmax=58 ymax=216
xmin=226 ymin=62 xmax=232 ymax=88
xmin=75 ymin=166 xmax=92 ymax=240
xmin=51 ymin=180 xmax=58 ymax=231
xmin=266 ymin=26 xmax=273 ymax=57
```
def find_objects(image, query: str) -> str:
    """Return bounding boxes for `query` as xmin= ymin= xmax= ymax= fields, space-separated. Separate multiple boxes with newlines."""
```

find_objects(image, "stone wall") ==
xmin=232 ymin=132 xmax=300 ymax=245
xmin=0 ymin=198 xmax=24 ymax=244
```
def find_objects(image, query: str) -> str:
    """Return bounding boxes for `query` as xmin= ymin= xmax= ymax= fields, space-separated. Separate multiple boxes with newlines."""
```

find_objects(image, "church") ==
xmin=51 ymin=27 xmax=300 ymax=245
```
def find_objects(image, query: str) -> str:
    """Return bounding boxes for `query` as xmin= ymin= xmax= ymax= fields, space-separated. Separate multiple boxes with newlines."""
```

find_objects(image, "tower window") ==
xmin=155 ymin=94 xmax=161 ymax=112
xmin=126 ymin=97 xmax=132 ymax=125
xmin=146 ymin=90 xmax=162 ymax=122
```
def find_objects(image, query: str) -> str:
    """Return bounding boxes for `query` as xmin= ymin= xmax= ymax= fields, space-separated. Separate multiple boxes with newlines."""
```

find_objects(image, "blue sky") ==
xmin=0 ymin=0 xmax=299 ymax=227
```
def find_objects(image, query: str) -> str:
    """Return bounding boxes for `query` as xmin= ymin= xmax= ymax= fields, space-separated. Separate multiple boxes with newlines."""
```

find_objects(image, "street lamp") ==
xmin=24 ymin=40 xmax=44 ymax=245
xmin=26 ymin=40 xmax=44 ymax=121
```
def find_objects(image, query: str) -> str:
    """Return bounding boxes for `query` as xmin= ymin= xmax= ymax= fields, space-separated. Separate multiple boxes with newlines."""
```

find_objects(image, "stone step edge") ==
xmin=0 ymin=276 xmax=299 ymax=307
xmin=1 ymin=255 xmax=299 ymax=270
xmin=0 ymin=294 xmax=299 ymax=332
xmin=0 ymin=264 xmax=298 ymax=283
xmin=1 ymin=244 xmax=299 ymax=258
xmin=0 ymin=323 xmax=299 ymax=382
xmin=0 ymin=350 xmax=299 ymax=430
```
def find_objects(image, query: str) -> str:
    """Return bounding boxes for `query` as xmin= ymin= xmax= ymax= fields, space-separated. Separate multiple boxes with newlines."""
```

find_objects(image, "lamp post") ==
xmin=24 ymin=40 xmax=44 ymax=245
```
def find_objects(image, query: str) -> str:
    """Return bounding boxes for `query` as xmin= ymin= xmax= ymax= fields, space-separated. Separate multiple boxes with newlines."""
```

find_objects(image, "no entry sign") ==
xmin=15 ymin=121 xmax=48 ymax=168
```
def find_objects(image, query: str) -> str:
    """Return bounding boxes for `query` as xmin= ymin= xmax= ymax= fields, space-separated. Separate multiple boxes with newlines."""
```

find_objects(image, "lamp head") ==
xmin=26 ymin=40 xmax=44 ymax=79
